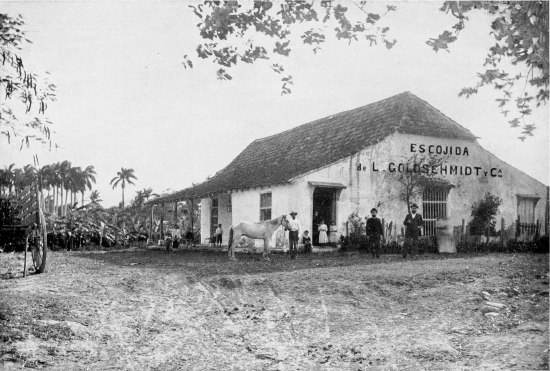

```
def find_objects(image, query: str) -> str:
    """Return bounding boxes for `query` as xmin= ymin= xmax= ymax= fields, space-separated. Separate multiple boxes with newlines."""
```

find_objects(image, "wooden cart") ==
xmin=0 ymin=182 xmax=48 ymax=276
xmin=22 ymin=184 xmax=47 ymax=275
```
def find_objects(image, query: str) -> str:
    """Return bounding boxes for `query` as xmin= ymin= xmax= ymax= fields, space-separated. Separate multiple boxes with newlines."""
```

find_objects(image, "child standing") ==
xmin=302 ymin=230 xmax=312 ymax=253
xmin=215 ymin=224 xmax=223 ymax=247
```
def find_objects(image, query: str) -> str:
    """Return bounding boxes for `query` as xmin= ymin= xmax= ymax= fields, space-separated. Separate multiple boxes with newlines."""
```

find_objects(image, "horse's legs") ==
xmin=229 ymin=233 xmax=240 ymax=260
xmin=262 ymin=237 xmax=270 ymax=260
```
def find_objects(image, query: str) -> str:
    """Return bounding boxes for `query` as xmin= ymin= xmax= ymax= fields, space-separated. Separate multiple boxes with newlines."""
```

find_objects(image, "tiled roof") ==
xmin=152 ymin=92 xmax=477 ymax=203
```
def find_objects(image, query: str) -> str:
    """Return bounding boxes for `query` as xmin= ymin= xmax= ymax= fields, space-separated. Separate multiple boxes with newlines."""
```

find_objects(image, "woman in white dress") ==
xmin=329 ymin=222 xmax=339 ymax=244
xmin=318 ymin=220 xmax=328 ymax=244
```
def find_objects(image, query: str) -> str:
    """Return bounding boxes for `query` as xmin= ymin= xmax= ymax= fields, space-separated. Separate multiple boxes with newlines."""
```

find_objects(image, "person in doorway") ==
xmin=312 ymin=211 xmax=321 ymax=245
xmin=318 ymin=220 xmax=328 ymax=244
xmin=287 ymin=211 xmax=301 ymax=259
xmin=215 ymin=224 xmax=223 ymax=247
xmin=185 ymin=229 xmax=195 ymax=249
xmin=302 ymin=230 xmax=312 ymax=253
xmin=329 ymin=221 xmax=339 ymax=244
xmin=366 ymin=208 xmax=384 ymax=258
xmin=172 ymin=224 xmax=181 ymax=249
xmin=403 ymin=203 xmax=423 ymax=258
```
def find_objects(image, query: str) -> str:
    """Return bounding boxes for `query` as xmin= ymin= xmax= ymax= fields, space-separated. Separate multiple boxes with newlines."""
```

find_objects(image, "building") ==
xmin=151 ymin=92 xmax=548 ymax=249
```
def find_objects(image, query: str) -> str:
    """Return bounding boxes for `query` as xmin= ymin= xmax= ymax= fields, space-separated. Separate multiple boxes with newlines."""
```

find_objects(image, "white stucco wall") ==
xmin=199 ymin=132 xmax=547 ymax=245
xmin=292 ymin=132 xmax=547 ymax=235
xmin=200 ymin=197 xmax=211 ymax=244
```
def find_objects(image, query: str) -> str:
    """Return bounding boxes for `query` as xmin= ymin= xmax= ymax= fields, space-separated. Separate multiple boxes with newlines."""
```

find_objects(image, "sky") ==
xmin=0 ymin=1 xmax=548 ymax=207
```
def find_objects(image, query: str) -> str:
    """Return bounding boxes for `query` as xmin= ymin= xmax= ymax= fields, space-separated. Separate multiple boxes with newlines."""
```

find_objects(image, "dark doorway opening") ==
xmin=312 ymin=188 xmax=336 ymax=245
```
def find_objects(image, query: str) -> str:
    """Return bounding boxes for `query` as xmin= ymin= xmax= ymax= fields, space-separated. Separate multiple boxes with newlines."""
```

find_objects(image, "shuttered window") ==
xmin=422 ymin=188 xmax=449 ymax=236
xmin=260 ymin=193 xmax=272 ymax=221
xmin=517 ymin=196 xmax=537 ymax=224
xmin=210 ymin=198 xmax=218 ymax=237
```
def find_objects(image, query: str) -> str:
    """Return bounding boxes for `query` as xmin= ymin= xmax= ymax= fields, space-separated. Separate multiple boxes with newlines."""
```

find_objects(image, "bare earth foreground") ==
xmin=0 ymin=250 xmax=548 ymax=370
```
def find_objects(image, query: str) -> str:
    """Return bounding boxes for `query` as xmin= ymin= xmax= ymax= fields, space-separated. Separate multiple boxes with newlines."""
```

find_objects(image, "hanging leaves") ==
xmin=1 ymin=13 xmax=56 ymax=147
xmin=432 ymin=1 xmax=548 ymax=139
xmin=186 ymin=1 xmax=394 ymax=96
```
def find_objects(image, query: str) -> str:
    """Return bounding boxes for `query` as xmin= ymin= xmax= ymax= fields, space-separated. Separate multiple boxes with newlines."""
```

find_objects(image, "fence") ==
xmin=452 ymin=217 xmax=542 ymax=249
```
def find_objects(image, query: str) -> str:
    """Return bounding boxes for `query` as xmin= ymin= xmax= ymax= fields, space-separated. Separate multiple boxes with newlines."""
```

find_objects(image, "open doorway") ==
xmin=312 ymin=187 xmax=336 ymax=245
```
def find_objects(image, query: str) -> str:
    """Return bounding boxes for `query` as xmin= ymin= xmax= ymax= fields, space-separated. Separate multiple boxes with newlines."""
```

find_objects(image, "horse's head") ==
xmin=281 ymin=214 xmax=290 ymax=231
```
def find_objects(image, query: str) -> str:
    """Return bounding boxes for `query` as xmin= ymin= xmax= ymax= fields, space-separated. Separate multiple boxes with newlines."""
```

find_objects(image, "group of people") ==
xmin=288 ymin=203 xmax=424 ymax=259
xmin=166 ymin=225 xmax=196 ymax=249
xmin=365 ymin=203 xmax=424 ymax=258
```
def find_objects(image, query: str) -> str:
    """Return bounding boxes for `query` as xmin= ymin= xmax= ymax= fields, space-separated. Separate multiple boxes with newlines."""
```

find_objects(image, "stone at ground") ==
xmin=481 ymin=306 xmax=502 ymax=315
xmin=485 ymin=301 xmax=507 ymax=309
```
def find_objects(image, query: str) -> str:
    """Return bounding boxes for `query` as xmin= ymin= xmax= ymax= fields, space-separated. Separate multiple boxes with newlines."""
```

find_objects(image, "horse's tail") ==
xmin=228 ymin=227 xmax=233 ymax=249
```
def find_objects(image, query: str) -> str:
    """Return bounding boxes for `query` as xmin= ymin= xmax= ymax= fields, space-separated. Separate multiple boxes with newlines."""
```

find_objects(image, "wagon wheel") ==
xmin=30 ymin=187 xmax=48 ymax=274
xmin=30 ymin=222 xmax=47 ymax=273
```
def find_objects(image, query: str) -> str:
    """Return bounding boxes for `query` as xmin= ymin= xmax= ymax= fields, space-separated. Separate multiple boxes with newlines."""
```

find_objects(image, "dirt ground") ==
xmin=0 ymin=249 xmax=548 ymax=370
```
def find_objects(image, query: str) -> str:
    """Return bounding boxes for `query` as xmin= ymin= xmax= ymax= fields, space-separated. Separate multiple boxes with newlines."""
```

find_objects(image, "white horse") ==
xmin=227 ymin=215 xmax=289 ymax=260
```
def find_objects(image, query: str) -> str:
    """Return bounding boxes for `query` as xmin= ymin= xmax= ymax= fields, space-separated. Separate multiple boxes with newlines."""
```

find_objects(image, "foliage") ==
xmin=188 ymin=1 xmax=548 ymax=139
xmin=187 ymin=1 xmax=396 ymax=94
xmin=385 ymin=154 xmax=447 ymax=213
xmin=0 ymin=13 xmax=56 ymax=147
xmin=110 ymin=167 xmax=137 ymax=209
xmin=430 ymin=1 xmax=548 ymax=140
xmin=0 ymin=161 xmax=96 ymax=216
xmin=469 ymin=192 xmax=502 ymax=236
xmin=0 ymin=195 xmax=21 ymax=226
xmin=456 ymin=236 xmax=548 ymax=254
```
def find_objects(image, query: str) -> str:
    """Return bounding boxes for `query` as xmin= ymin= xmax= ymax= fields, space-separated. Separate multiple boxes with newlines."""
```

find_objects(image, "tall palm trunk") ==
xmin=121 ymin=185 xmax=125 ymax=209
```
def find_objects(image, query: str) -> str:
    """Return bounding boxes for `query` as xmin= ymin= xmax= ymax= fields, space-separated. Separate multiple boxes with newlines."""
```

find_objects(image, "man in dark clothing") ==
xmin=403 ymin=203 xmax=423 ymax=258
xmin=366 ymin=208 xmax=384 ymax=258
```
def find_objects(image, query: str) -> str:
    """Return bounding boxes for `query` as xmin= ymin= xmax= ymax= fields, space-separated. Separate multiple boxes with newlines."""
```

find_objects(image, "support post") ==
xmin=461 ymin=219 xmax=465 ymax=244
xmin=23 ymin=236 xmax=28 ymax=278
xmin=174 ymin=201 xmax=178 ymax=226
xmin=149 ymin=205 xmax=154 ymax=241
xmin=500 ymin=218 xmax=505 ymax=247
xmin=160 ymin=202 xmax=165 ymax=240
xmin=189 ymin=198 xmax=194 ymax=245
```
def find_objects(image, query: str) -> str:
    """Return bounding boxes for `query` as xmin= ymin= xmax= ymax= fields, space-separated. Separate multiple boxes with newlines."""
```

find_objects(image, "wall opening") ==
xmin=312 ymin=187 xmax=337 ymax=245
xmin=517 ymin=195 xmax=539 ymax=224
xmin=422 ymin=187 xmax=449 ymax=236
xmin=210 ymin=198 xmax=218 ymax=237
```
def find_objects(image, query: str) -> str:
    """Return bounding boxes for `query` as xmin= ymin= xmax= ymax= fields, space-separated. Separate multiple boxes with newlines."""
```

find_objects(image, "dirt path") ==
xmin=1 ymin=251 xmax=548 ymax=370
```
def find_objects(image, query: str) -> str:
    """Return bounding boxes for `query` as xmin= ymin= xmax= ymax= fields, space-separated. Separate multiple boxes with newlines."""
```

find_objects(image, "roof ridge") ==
xmin=150 ymin=91 xmax=480 ymax=202
xmin=254 ymin=91 xmax=411 ymax=142
xmin=396 ymin=92 xmax=478 ymax=139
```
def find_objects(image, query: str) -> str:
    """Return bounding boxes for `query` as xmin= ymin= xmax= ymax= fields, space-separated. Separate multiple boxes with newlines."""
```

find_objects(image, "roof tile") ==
xmin=154 ymin=92 xmax=476 ymax=202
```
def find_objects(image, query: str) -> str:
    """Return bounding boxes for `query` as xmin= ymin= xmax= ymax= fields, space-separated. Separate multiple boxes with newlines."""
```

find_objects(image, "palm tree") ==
xmin=89 ymin=190 xmax=103 ymax=206
xmin=50 ymin=162 xmax=62 ymax=214
xmin=37 ymin=164 xmax=54 ymax=212
xmin=81 ymin=165 xmax=96 ymax=206
xmin=68 ymin=166 xmax=84 ymax=207
xmin=110 ymin=168 xmax=137 ymax=209
xmin=2 ymin=164 xmax=16 ymax=195
xmin=58 ymin=160 xmax=72 ymax=214
xmin=0 ymin=168 xmax=6 ymax=196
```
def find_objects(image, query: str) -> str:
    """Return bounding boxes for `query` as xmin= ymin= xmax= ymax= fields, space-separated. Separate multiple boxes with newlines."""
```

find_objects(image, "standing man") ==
xmin=172 ymin=224 xmax=181 ymax=249
xmin=215 ymin=224 xmax=223 ymax=247
xmin=366 ymin=208 xmax=384 ymax=258
xmin=287 ymin=211 xmax=301 ymax=259
xmin=403 ymin=203 xmax=423 ymax=258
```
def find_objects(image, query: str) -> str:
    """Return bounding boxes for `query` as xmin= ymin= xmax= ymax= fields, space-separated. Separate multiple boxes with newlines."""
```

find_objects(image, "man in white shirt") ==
xmin=288 ymin=211 xmax=301 ymax=259
xmin=171 ymin=225 xmax=181 ymax=248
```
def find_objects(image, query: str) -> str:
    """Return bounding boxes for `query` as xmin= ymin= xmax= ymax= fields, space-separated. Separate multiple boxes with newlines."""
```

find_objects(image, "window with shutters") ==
xmin=422 ymin=188 xmax=449 ymax=236
xmin=517 ymin=195 xmax=538 ymax=224
xmin=210 ymin=198 xmax=218 ymax=237
xmin=260 ymin=193 xmax=272 ymax=221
